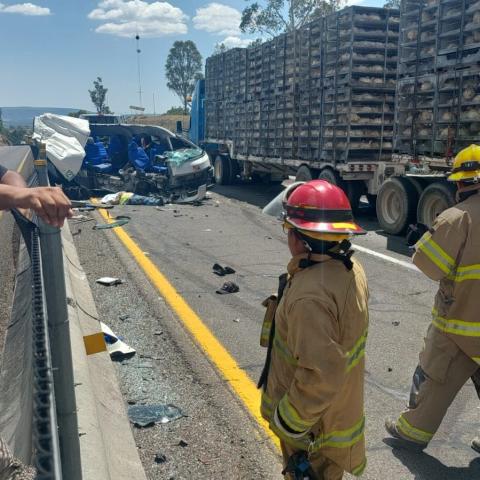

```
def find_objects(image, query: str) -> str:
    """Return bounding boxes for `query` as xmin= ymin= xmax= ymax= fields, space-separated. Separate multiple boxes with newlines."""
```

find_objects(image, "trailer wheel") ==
xmin=295 ymin=165 xmax=313 ymax=181
xmin=376 ymin=177 xmax=418 ymax=235
xmin=417 ymin=182 xmax=456 ymax=228
xmin=214 ymin=155 xmax=231 ymax=185
xmin=317 ymin=167 xmax=340 ymax=185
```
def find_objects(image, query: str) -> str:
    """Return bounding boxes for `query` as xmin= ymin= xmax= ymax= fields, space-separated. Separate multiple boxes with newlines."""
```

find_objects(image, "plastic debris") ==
xmin=100 ymin=321 xmax=136 ymax=359
xmin=175 ymin=184 xmax=207 ymax=204
xmin=96 ymin=277 xmax=124 ymax=286
xmin=212 ymin=263 xmax=236 ymax=276
xmin=93 ymin=215 xmax=130 ymax=230
xmin=216 ymin=281 xmax=240 ymax=295
xmin=128 ymin=404 xmax=183 ymax=428
xmin=154 ymin=453 xmax=168 ymax=464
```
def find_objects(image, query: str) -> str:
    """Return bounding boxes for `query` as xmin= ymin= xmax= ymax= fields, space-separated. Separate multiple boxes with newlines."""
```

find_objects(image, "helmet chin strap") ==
xmin=299 ymin=235 xmax=354 ymax=270
xmin=456 ymin=181 xmax=480 ymax=203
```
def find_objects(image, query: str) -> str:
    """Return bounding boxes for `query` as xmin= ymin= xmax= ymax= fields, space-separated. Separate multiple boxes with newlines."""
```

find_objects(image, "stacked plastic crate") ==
xmin=322 ymin=6 xmax=400 ymax=163
xmin=297 ymin=20 xmax=324 ymax=161
xmin=396 ymin=0 xmax=480 ymax=159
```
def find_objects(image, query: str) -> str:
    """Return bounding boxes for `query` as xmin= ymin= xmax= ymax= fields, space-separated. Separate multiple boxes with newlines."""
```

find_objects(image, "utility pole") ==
xmin=135 ymin=33 xmax=143 ymax=107
xmin=153 ymin=92 xmax=156 ymax=115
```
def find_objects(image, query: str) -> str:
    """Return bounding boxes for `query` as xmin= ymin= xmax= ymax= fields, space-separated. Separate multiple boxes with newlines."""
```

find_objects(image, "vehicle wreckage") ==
xmin=32 ymin=114 xmax=212 ymax=200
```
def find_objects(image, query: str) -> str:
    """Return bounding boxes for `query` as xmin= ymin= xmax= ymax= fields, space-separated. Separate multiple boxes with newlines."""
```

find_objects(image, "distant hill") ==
xmin=1 ymin=107 xmax=86 ymax=127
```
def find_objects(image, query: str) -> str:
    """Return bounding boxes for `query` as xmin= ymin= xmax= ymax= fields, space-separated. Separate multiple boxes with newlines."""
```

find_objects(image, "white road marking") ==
xmin=353 ymin=244 xmax=419 ymax=272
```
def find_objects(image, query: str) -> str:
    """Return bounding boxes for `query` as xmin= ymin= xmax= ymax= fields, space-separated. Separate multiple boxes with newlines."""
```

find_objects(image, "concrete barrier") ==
xmin=61 ymin=223 xmax=147 ymax=480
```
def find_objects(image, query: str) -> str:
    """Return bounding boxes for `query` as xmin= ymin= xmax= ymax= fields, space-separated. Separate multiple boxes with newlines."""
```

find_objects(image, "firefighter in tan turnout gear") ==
xmin=385 ymin=144 xmax=480 ymax=454
xmin=259 ymin=180 xmax=369 ymax=479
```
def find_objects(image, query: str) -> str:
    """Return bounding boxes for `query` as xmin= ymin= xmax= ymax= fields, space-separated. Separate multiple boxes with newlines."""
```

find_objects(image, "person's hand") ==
xmin=16 ymin=187 xmax=73 ymax=227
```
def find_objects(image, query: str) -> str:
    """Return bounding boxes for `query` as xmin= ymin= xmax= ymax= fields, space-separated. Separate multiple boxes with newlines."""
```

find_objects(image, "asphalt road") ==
xmin=77 ymin=181 xmax=480 ymax=479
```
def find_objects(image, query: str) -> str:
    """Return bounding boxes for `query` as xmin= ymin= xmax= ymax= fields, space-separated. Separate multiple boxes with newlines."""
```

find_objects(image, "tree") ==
xmin=240 ymin=0 xmax=345 ymax=37
xmin=88 ymin=77 xmax=112 ymax=114
xmin=165 ymin=41 xmax=203 ymax=115
xmin=383 ymin=0 xmax=400 ymax=7
xmin=68 ymin=109 xmax=90 ymax=118
xmin=213 ymin=43 xmax=228 ymax=55
xmin=164 ymin=106 xmax=185 ymax=115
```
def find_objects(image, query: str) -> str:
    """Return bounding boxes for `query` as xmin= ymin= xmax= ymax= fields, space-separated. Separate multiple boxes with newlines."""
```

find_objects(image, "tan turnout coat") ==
xmin=260 ymin=252 xmax=369 ymax=476
xmin=413 ymin=191 xmax=480 ymax=364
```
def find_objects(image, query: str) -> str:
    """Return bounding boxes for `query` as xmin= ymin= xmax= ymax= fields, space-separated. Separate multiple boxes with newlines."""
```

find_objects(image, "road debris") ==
xmin=93 ymin=215 xmax=130 ymax=230
xmin=100 ymin=321 xmax=136 ymax=359
xmin=96 ymin=277 xmax=124 ymax=286
xmin=127 ymin=404 xmax=183 ymax=428
xmin=154 ymin=453 xmax=168 ymax=464
xmin=216 ymin=281 xmax=240 ymax=295
xmin=212 ymin=263 xmax=236 ymax=276
xmin=392 ymin=321 xmax=400 ymax=326
xmin=177 ymin=439 xmax=189 ymax=448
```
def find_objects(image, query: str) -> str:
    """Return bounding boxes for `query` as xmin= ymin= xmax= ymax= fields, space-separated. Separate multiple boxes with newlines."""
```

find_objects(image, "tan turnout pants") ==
xmin=281 ymin=442 xmax=344 ymax=480
xmin=396 ymin=325 xmax=479 ymax=445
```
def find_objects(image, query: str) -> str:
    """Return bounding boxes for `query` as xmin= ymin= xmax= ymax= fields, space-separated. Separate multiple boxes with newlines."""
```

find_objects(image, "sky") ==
xmin=0 ymin=0 xmax=385 ymax=114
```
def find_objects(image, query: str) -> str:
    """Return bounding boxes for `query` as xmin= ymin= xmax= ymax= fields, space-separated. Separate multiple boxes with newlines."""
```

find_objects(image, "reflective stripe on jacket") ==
xmin=413 ymin=192 xmax=480 ymax=362
xmin=260 ymin=252 xmax=369 ymax=476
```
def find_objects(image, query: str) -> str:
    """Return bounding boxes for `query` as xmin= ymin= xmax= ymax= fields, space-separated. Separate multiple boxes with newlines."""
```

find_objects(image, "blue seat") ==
xmin=84 ymin=140 xmax=113 ymax=173
xmin=128 ymin=140 xmax=150 ymax=171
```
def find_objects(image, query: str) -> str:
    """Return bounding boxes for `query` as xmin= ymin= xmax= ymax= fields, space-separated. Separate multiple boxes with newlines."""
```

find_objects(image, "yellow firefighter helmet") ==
xmin=448 ymin=144 xmax=480 ymax=182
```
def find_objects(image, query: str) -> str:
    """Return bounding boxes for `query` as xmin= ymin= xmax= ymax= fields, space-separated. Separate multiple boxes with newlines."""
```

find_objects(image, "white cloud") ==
xmin=193 ymin=3 xmax=241 ymax=36
xmin=88 ymin=0 xmax=188 ymax=38
xmin=220 ymin=36 xmax=252 ymax=49
xmin=345 ymin=0 xmax=365 ymax=5
xmin=0 ymin=2 xmax=51 ymax=15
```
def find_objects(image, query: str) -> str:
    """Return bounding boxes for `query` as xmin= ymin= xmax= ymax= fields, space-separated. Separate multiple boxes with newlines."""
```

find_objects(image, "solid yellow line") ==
xmin=95 ymin=206 xmax=280 ymax=449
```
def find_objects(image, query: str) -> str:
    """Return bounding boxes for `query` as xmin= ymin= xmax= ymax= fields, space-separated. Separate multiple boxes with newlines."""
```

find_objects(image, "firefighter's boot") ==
xmin=384 ymin=418 xmax=427 ymax=452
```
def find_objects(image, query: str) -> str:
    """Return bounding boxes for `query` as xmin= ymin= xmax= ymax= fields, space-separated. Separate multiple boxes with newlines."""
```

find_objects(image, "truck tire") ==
xmin=214 ymin=155 xmax=231 ymax=185
xmin=229 ymin=158 xmax=240 ymax=183
xmin=318 ymin=168 xmax=363 ymax=212
xmin=295 ymin=165 xmax=313 ymax=181
xmin=376 ymin=177 xmax=418 ymax=235
xmin=417 ymin=182 xmax=456 ymax=228
xmin=317 ymin=167 xmax=340 ymax=185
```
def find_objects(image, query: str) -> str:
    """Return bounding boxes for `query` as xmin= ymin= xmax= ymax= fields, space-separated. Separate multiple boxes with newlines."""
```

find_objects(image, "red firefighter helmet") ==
xmin=283 ymin=180 xmax=366 ymax=236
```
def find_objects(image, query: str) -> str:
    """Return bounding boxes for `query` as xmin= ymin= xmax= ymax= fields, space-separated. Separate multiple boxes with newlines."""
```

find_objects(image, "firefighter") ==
xmin=385 ymin=144 xmax=480 ymax=454
xmin=259 ymin=180 xmax=369 ymax=479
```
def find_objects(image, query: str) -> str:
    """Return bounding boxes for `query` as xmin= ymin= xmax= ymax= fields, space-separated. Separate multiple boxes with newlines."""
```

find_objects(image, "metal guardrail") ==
xmin=5 ymin=144 xmax=82 ymax=478
xmin=34 ymin=149 xmax=82 ymax=480
xmin=30 ymin=226 xmax=62 ymax=479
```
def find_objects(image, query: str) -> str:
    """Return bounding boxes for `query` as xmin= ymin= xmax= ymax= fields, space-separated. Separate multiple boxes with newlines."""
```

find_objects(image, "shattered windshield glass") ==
xmin=164 ymin=147 xmax=204 ymax=165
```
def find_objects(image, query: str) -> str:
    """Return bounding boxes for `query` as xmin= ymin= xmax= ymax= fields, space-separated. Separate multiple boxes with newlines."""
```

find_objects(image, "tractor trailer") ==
xmin=188 ymin=1 xmax=480 ymax=235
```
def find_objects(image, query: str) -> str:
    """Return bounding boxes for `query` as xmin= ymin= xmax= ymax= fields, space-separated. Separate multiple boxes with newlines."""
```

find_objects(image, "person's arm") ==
xmin=413 ymin=211 xmax=466 ymax=281
xmin=1 ymin=169 xmax=27 ymax=188
xmin=273 ymin=298 xmax=346 ymax=440
xmin=0 ymin=184 xmax=73 ymax=227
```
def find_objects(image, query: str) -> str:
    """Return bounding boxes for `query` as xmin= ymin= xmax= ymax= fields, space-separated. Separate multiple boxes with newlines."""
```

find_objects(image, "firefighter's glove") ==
xmin=406 ymin=223 xmax=429 ymax=247
xmin=282 ymin=451 xmax=317 ymax=480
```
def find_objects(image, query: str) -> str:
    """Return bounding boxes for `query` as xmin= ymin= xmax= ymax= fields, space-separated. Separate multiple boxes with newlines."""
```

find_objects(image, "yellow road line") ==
xmin=96 ymin=207 xmax=280 ymax=449
xmin=0 ymin=153 xmax=28 ymax=220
